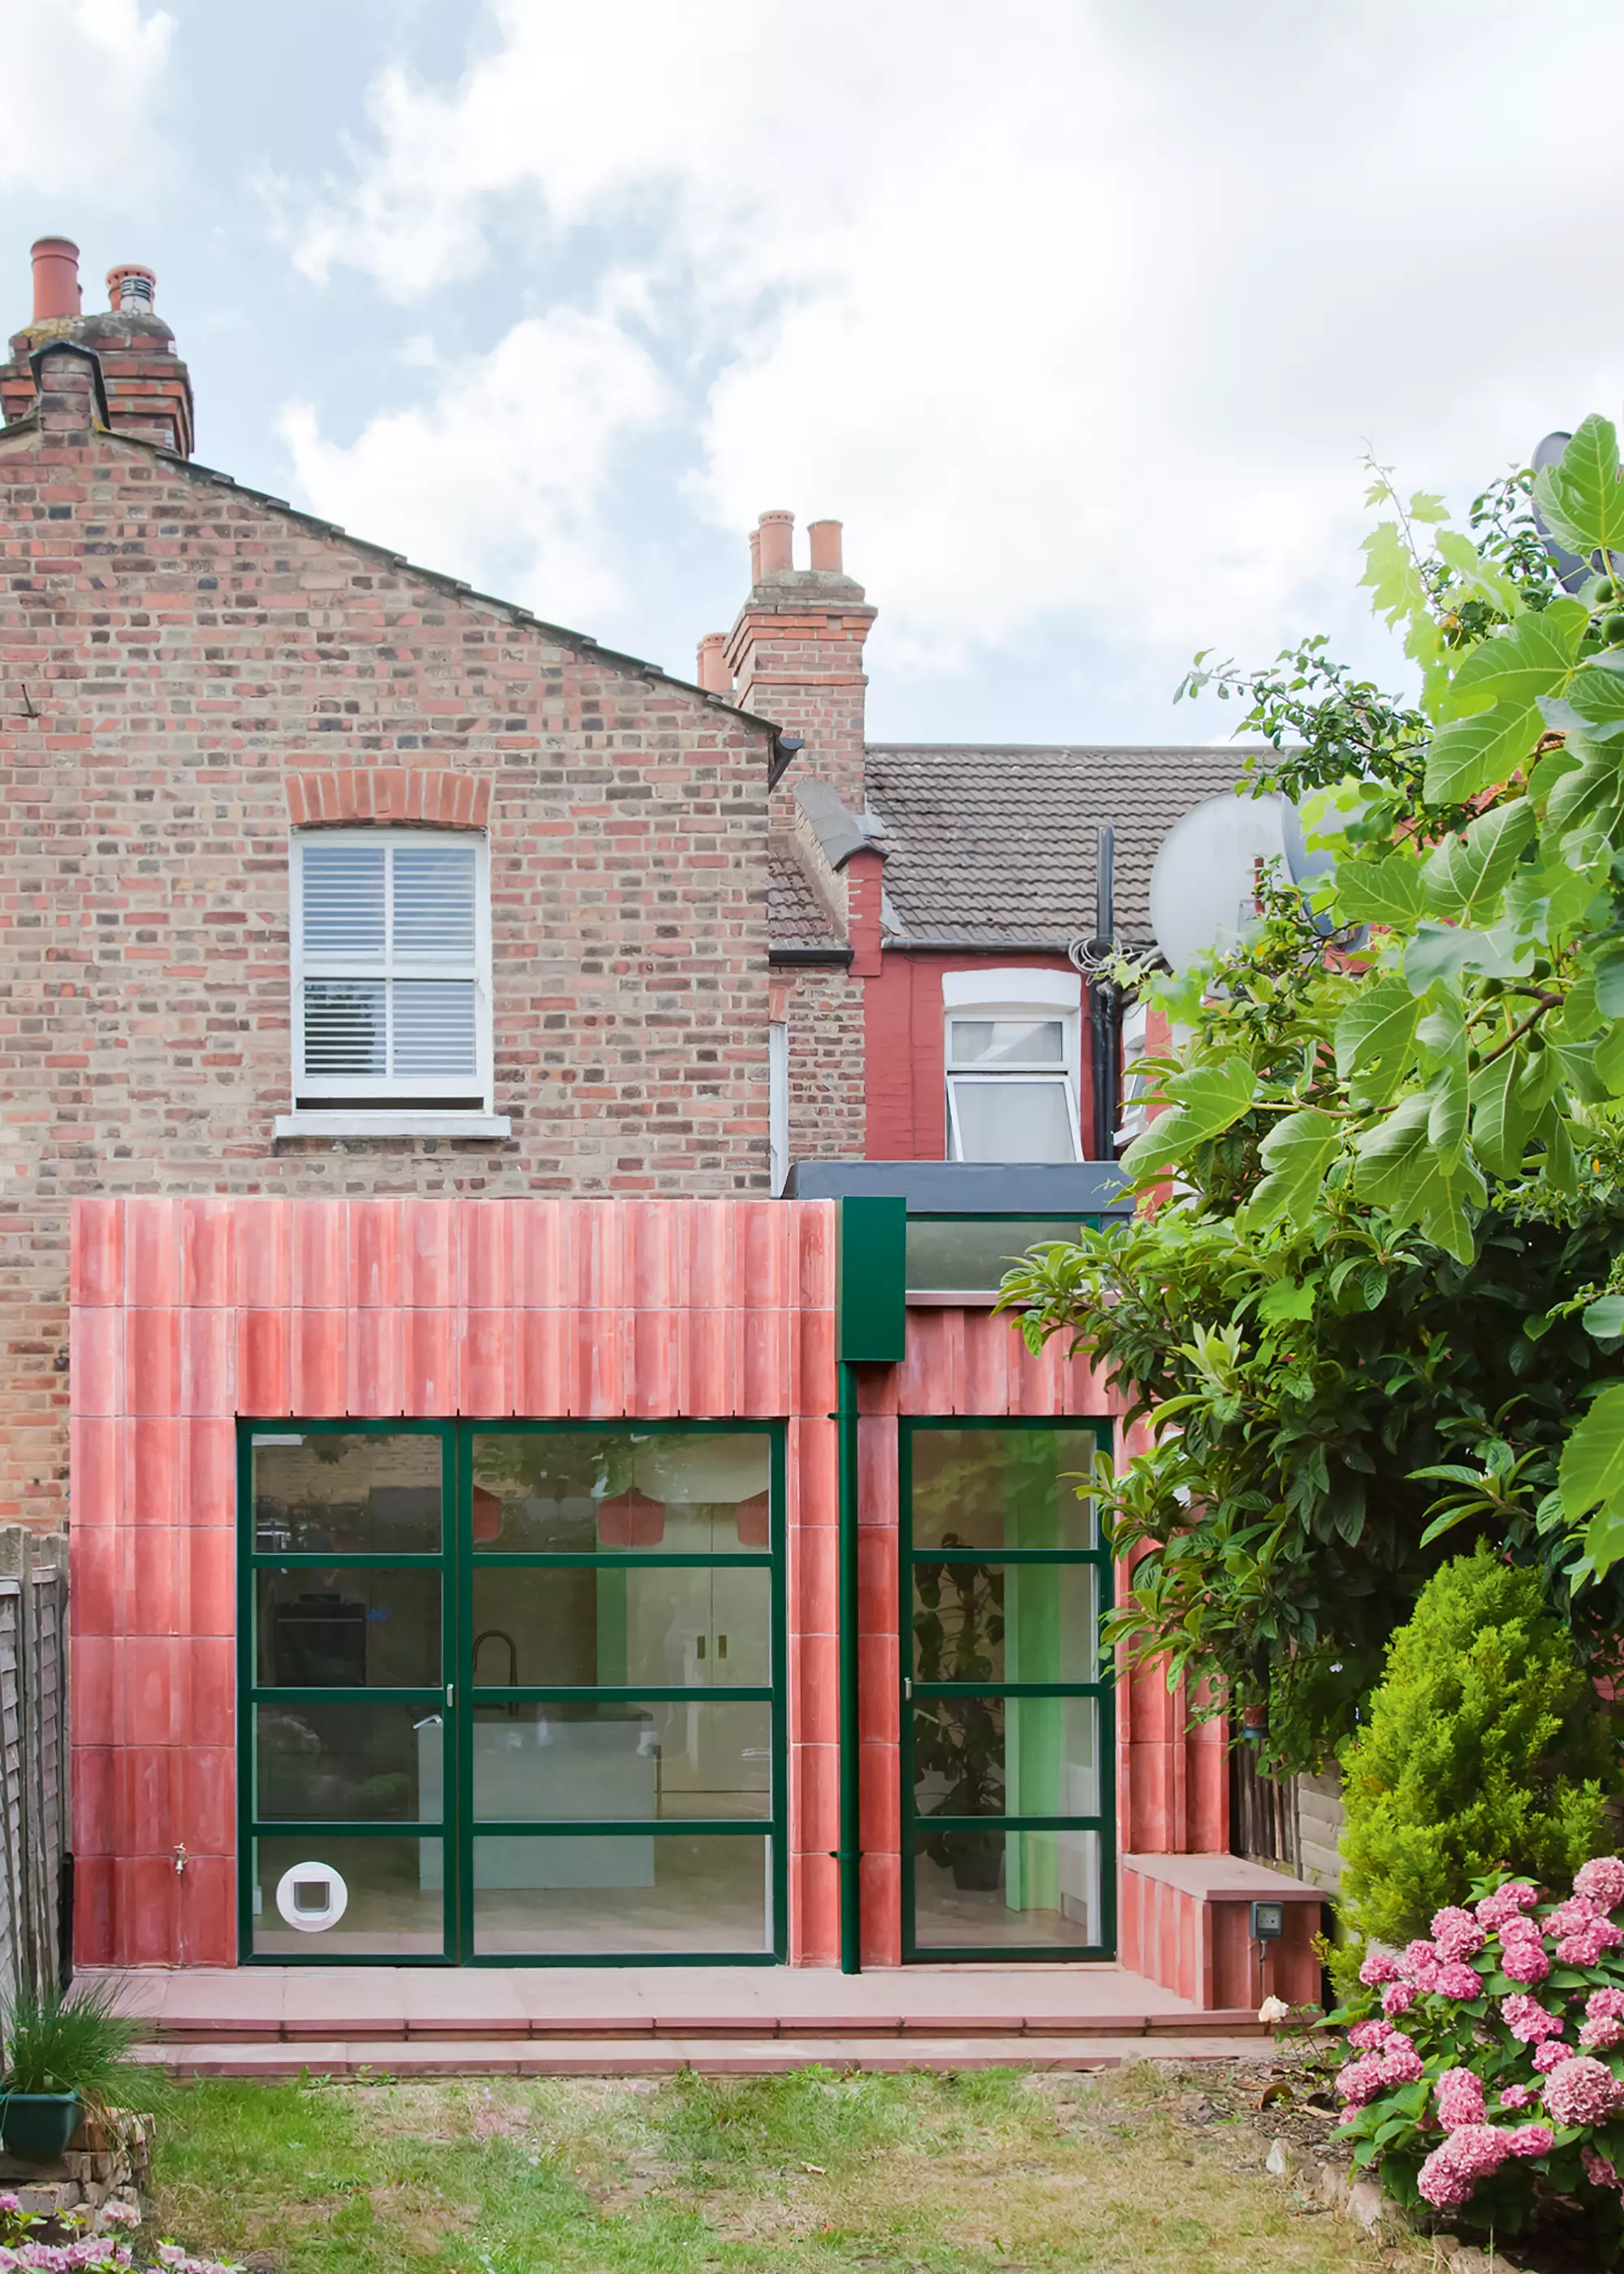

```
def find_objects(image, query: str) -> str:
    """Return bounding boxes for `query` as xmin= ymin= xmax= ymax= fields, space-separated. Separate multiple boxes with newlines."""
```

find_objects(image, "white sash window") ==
xmin=943 ymin=968 xmax=1082 ymax=1163
xmin=290 ymin=830 xmax=492 ymax=1112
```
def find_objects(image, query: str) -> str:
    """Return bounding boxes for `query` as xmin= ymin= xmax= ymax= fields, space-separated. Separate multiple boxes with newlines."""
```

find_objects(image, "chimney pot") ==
xmin=749 ymin=528 xmax=762 ymax=583
xmin=758 ymin=509 xmax=795 ymax=576
xmin=106 ymin=264 xmax=156 ymax=313
xmin=697 ymin=633 xmax=731 ymax=694
xmin=807 ymin=519 xmax=843 ymax=573
xmin=30 ymin=236 xmax=81 ymax=323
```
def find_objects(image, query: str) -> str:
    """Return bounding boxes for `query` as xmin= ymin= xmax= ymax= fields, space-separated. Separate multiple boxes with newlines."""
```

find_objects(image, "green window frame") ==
xmin=237 ymin=1418 xmax=788 ymax=1968
xmin=899 ymin=1416 xmax=1116 ymax=1963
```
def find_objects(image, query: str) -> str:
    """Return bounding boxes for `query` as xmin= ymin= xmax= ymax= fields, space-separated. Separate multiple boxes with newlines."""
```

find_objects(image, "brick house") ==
xmin=0 ymin=239 xmax=1315 ymax=2005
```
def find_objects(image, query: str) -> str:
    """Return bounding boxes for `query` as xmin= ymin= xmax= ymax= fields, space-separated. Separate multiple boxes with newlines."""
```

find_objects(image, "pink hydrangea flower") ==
xmin=1358 ymin=1948 xmax=1402 ymax=1987
xmin=1580 ymin=2015 xmax=1624 ymax=2050
xmin=1588 ymin=1987 xmax=1624 ymax=2021
xmin=1347 ymin=2018 xmax=1391 ymax=2051
xmin=1399 ymin=1938 xmax=1440 ymax=1986
xmin=1576 ymin=1857 xmax=1624 ymax=1912
xmin=1378 ymin=2034 xmax=1424 ymax=2086
xmin=1432 ymin=1961 xmax=1482 ymax=1999
xmin=1501 ymin=1994 xmax=1564 ymax=2043
xmin=1431 ymin=1904 xmax=1486 ymax=1962
xmin=1544 ymin=2056 xmax=1623 ymax=2127
xmin=1557 ymin=1917 xmax=1624 ymax=1965
xmin=1435 ymin=2068 xmax=1486 ymax=2129
xmin=1417 ymin=2123 xmax=1512 ymax=2210
xmin=1417 ymin=2147 xmax=1475 ymax=2211
xmin=1499 ymin=1934 xmax=1550 ymax=1984
xmin=1533 ymin=2038 xmax=1571 ymax=2074
xmin=1476 ymin=1881 xmax=1540 ymax=1929
xmin=1548 ymin=1893 xmax=1600 ymax=1933
xmin=1498 ymin=2084 xmax=1535 ymax=2111
xmin=1584 ymin=2142 xmax=1624 ymax=2196
xmin=1335 ymin=2055 xmax=1386 ymax=2107
xmin=1380 ymin=1980 xmax=1416 ymax=2017
xmin=1505 ymin=2123 xmax=1555 ymax=2159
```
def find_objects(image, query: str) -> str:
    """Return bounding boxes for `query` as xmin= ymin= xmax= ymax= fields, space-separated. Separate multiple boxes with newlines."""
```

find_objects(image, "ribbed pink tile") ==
xmin=125 ymin=1636 xmax=181 ymax=1746
xmin=515 ymin=1310 xmax=567 ymax=1417
xmin=180 ymin=1197 xmax=234 ymax=1307
xmin=857 ymin=1633 xmax=899 ymax=1740
xmin=512 ymin=1200 xmax=567 ymax=1309
xmin=684 ymin=1307 xmax=734 ymax=1418
xmin=72 ymin=1858 xmax=114 ymax=1966
xmin=70 ymin=1634 xmax=116 ymax=1749
xmin=119 ymin=1742 xmax=177 ymax=1855
xmin=858 ymin=1739 xmax=901 ymax=1852
xmin=177 ymin=1745 xmax=235 ymax=1855
xmin=71 ymin=1527 xmax=119 ymax=1637
xmin=737 ymin=1200 xmax=788 ymax=1309
xmin=738 ymin=1309 xmax=788 ymax=1416
xmin=349 ymin=1308 xmax=404 ymax=1416
xmin=293 ymin=1202 xmax=348 ymax=1308
xmin=180 ymin=1309 xmax=235 ymax=1416
xmin=855 ymin=1415 xmax=898 ymax=1528
xmin=793 ymin=1522 xmax=837 ymax=1643
xmin=237 ymin=1309 xmax=292 ymax=1416
xmin=688 ymin=1201 xmax=733 ymax=1311
xmin=233 ymin=1197 xmax=292 ymax=1308
xmin=855 ymin=1358 xmax=900 ymax=1416
xmin=293 ymin=1311 xmax=348 ymax=1416
xmin=128 ymin=1524 xmax=180 ymax=1636
xmin=459 ymin=1312 xmax=514 ymax=1416
xmin=860 ymin=1850 xmax=903 ymax=1969
xmin=184 ymin=1853 xmax=236 ymax=1966
xmin=183 ymin=1636 xmax=235 ymax=1748
xmin=126 ymin=1198 xmax=181 ymax=1310
xmin=791 ymin=1850 xmax=839 ymax=1969
xmin=857 ymin=1527 xmax=897 ymax=1636
xmin=458 ymin=1198 xmax=512 ymax=1308
xmin=402 ymin=1200 xmax=455 ymax=1308
xmin=127 ymin=1311 xmax=181 ymax=1417
xmin=184 ymin=1419 xmax=236 ymax=1528
xmin=794 ymin=1200 xmax=836 ymax=1310
xmin=123 ymin=1857 xmax=179 ymax=1968
xmin=186 ymin=1526 xmax=235 ymax=1636
xmin=797 ymin=1630 xmax=837 ymax=1744
xmin=71 ymin=1199 xmax=123 ymax=1307
xmin=129 ymin=1416 xmax=182 ymax=1527
xmin=71 ymin=1308 xmax=123 ymax=1417
xmin=570 ymin=1200 xmax=623 ymax=1309
xmin=73 ymin=1746 xmax=115 ymax=1858
xmin=901 ymin=1308 xmax=961 ymax=1415
xmin=793 ymin=1416 xmax=838 ymax=1528
xmin=570 ymin=1311 xmax=628 ymax=1416
xmin=624 ymin=1200 xmax=679 ymax=1309
xmin=796 ymin=1308 xmax=836 ymax=1418
xmin=70 ymin=1416 xmax=121 ymax=1526
xmin=964 ymin=1312 xmax=1012 ymax=1413
xmin=628 ymin=1309 xmax=680 ymax=1416
xmin=405 ymin=1309 xmax=456 ymax=1416
xmin=349 ymin=1199 xmax=404 ymax=1308
xmin=793 ymin=1742 xmax=840 ymax=1844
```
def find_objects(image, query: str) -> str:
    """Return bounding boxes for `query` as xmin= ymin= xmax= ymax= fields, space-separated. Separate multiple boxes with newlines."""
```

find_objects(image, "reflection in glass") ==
xmin=251 ymin=1834 xmax=443 ymax=1956
xmin=912 ymin=1561 xmax=1096 ymax=1686
xmin=909 ymin=1427 xmax=1095 ymax=1553
xmin=904 ymin=1219 xmax=1086 ymax=1294
xmin=469 ymin=1563 xmax=770 ymax=1691
xmin=911 ymin=1694 xmax=1098 ymax=1821
xmin=912 ymin=1827 xmax=1101 ymax=1951
xmin=469 ymin=1430 xmax=770 ymax=1554
xmin=472 ymin=1833 xmax=771 ymax=1955
xmin=255 ymin=1567 xmax=441 ymax=1689
xmin=253 ymin=1702 xmax=441 ymax=1822
xmin=251 ymin=1433 xmax=441 ymax=1554
xmin=466 ymin=1700 xmax=771 ymax=1821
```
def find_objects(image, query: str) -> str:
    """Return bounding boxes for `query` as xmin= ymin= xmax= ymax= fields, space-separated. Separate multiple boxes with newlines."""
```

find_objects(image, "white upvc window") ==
xmin=1115 ymin=998 xmax=1151 ymax=1147
xmin=286 ymin=830 xmax=495 ymax=1122
xmin=942 ymin=967 xmax=1082 ymax=1164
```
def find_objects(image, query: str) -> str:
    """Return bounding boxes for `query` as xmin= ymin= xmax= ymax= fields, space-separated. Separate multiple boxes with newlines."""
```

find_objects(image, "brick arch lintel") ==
xmin=284 ymin=767 xmax=491 ymax=830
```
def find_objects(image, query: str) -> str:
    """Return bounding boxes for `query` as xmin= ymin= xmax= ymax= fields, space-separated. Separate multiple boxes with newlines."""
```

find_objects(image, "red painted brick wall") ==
xmin=771 ymin=972 xmax=866 ymax=1167
xmin=0 ymin=360 xmax=781 ymax=1527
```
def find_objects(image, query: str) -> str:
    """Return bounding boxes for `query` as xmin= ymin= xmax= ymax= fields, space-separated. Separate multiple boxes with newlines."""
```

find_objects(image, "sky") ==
xmin=6 ymin=0 xmax=1624 ymax=746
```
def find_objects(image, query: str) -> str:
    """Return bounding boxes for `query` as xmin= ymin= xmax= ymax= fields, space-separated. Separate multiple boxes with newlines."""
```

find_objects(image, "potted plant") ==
xmin=0 ymin=1976 xmax=141 ymax=2164
xmin=913 ymin=1549 xmax=1007 ymax=1889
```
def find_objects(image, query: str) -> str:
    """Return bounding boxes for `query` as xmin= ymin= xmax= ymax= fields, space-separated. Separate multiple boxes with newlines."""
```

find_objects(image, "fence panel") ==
xmin=0 ymin=1534 xmax=68 ymax=2003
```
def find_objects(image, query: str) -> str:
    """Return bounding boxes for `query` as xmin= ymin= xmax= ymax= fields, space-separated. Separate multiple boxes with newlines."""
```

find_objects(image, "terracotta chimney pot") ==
xmin=758 ymin=509 xmax=795 ymax=576
xmin=749 ymin=527 xmax=762 ymax=583
xmin=106 ymin=264 xmax=156 ymax=313
xmin=31 ymin=237 xmax=81 ymax=322
xmin=807 ymin=519 xmax=843 ymax=573
xmin=696 ymin=633 xmax=731 ymax=694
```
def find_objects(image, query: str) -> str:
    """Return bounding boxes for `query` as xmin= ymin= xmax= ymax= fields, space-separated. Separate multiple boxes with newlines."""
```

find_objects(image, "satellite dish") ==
xmin=1148 ymin=793 xmax=1346 ymax=971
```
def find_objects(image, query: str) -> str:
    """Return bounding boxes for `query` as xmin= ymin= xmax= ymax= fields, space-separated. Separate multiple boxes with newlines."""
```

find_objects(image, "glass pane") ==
xmin=469 ymin=1563 xmax=771 ymax=1688
xmin=251 ymin=1834 xmax=443 ymax=1956
xmin=253 ymin=1702 xmax=441 ymax=1822
xmin=905 ymin=1218 xmax=1086 ymax=1294
xmin=303 ymin=979 xmax=386 ymax=1078
xmin=471 ymin=1700 xmax=771 ymax=1821
xmin=948 ymin=1019 xmax=1065 ymax=1066
xmin=470 ymin=1430 xmax=771 ymax=1554
xmin=909 ymin=1426 xmax=1096 ymax=1553
xmin=392 ymin=845 xmax=476 ymax=961
xmin=949 ymin=1079 xmax=1078 ymax=1163
xmin=251 ymin=1433 xmax=442 ymax=1554
xmin=911 ymin=1562 xmax=1097 ymax=1686
xmin=911 ymin=1694 xmax=1099 ymax=1820
xmin=472 ymin=1832 xmax=771 ymax=1955
xmin=302 ymin=845 xmax=384 ymax=959
xmin=255 ymin=1568 xmax=441 ymax=1688
xmin=912 ymin=1827 xmax=1102 ymax=1952
xmin=391 ymin=979 xmax=477 ymax=1079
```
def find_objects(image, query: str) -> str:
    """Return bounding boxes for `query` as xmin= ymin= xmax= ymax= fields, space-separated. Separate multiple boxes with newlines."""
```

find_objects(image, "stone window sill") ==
xmin=274 ymin=1112 xmax=512 ymax=1140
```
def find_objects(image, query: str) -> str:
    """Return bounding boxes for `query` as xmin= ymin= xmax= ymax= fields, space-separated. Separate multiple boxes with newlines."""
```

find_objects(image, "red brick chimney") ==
xmin=726 ymin=511 xmax=875 ymax=808
xmin=1 ymin=236 xmax=194 ymax=456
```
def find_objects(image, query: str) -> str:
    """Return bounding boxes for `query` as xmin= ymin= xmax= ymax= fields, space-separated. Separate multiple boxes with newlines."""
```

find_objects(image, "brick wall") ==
xmin=0 ymin=357 xmax=780 ymax=1525
xmin=771 ymin=971 xmax=866 ymax=1165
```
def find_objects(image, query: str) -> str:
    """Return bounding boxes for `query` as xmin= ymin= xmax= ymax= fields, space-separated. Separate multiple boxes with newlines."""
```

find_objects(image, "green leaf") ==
xmin=1335 ymin=977 xmax=1422 ymax=1108
xmin=1353 ymin=1095 xmax=1486 ymax=1262
xmin=1469 ymin=1050 xmax=1542 ymax=1178
xmin=1257 ymin=1278 xmax=1317 ymax=1326
xmin=1560 ymin=1382 xmax=1624 ymax=1524
xmin=1120 ymin=1057 xmax=1257 ymax=1176
xmin=1441 ymin=597 xmax=1586 ymax=722
xmin=1422 ymin=801 xmax=1536 ymax=921
xmin=1546 ymin=740 xmax=1624 ymax=843
xmin=1531 ymin=415 xmax=1624 ymax=560
xmin=1240 ymin=1108 xmax=1342 ymax=1232
xmin=1434 ymin=526 xmax=1521 ymax=616
xmin=1334 ymin=852 xmax=1423 ymax=929
xmin=1424 ymin=706 xmax=1540 ymax=805
xmin=1596 ymin=1020 xmax=1624 ymax=1096
xmin=1595 ymin=946 xmax=1624 ymax=1018
xmin=1583 ymin=1296 xmax=1624 ymax=1339
xmin=1427 ymin=1061 xmax=1468 ymax=1163
xmin=1540 ymin=659 xmax=1624 ymax=742
xmin=1403 ymin=922 xmax=1533 ymax=994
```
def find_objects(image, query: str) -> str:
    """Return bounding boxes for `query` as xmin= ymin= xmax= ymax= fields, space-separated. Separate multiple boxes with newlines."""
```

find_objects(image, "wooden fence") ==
xmin=1230 ymin=1736 xmax=1345 ymax=1894
xmin=0 ymin=1531 xmax=68 ymax=2000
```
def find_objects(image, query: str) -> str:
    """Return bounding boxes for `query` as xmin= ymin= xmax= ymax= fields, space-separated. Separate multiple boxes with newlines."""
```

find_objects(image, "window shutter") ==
xmin=303 ymin=845 xmax=386 ymax=960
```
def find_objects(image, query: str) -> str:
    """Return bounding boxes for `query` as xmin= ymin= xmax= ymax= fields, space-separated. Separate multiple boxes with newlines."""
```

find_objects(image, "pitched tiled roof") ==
xmin=768 ymin=839 xmax=843 ymax=949
xmin=863 ymin=744 xmax=1256 ymax=949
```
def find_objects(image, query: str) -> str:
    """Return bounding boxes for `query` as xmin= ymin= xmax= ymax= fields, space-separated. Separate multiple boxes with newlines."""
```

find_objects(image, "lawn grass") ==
xmin=149 ymin=2063 xmax=1435 ymax=2273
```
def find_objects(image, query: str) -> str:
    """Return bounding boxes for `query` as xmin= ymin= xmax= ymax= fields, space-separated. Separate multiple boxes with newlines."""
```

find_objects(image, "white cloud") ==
xmin=283 ymin=0 xmax=1624 ymax=715
xmin=277 ymin=302 xmax=668 ymax=629
xmin=0 ymin=0 xmax=175 ymax=192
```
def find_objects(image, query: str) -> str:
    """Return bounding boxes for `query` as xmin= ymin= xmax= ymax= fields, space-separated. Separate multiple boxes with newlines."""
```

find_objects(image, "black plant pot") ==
xmin=945 ymin=1833 xmax=1004 ymax=1892
xmin=0 ymin=2091 xmax=80 ymax=2164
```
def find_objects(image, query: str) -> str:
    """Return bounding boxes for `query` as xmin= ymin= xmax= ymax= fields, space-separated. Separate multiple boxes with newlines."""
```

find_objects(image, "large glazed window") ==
xmin=942 ymin=969 xmax=1083 ymax=1163
xmin=901 ymin=1421 xmax=1113 ymax=1961
xmin=239 ymin=1421 xmax=785 ymax=1966
xmin=289 ymin=830 xmax=491 ymax=1111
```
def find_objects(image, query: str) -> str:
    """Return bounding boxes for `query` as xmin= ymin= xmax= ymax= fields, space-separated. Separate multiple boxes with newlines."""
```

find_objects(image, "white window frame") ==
xmin=276 ymin=828 xmax=508 ymax=1139
xmin=1115 ymin=997 xmax=1151 ymax=1148
xmin=941 ymin=967 xmax=1082 ymax=1165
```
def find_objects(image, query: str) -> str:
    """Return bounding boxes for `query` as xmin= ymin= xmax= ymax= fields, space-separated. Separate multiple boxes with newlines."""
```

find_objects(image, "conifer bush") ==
xmin=1340 ymin=1544 xmax=1616 ymax=1947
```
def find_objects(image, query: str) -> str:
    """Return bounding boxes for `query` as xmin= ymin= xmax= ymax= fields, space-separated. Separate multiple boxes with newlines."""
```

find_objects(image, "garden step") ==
xmin=135 ymin=2008 xmax=1270 ymax=2045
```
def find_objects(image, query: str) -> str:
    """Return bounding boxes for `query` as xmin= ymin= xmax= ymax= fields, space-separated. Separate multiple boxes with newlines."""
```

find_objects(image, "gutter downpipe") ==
xmin=836 ymin=1356 xmax=862 ymax=1973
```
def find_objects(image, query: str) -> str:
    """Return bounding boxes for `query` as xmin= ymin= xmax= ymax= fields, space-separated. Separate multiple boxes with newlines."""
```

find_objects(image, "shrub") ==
xmin=0 ymin=2190 xmax=236 ymax=2269
xmin=1331 ymin=1861 xmax=1624 ymax=2245
xmin=0 ymin=1976 xmax=141 ymax=2106
xmin=1340 ymin=1546 xmax=1615 ymax=1946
